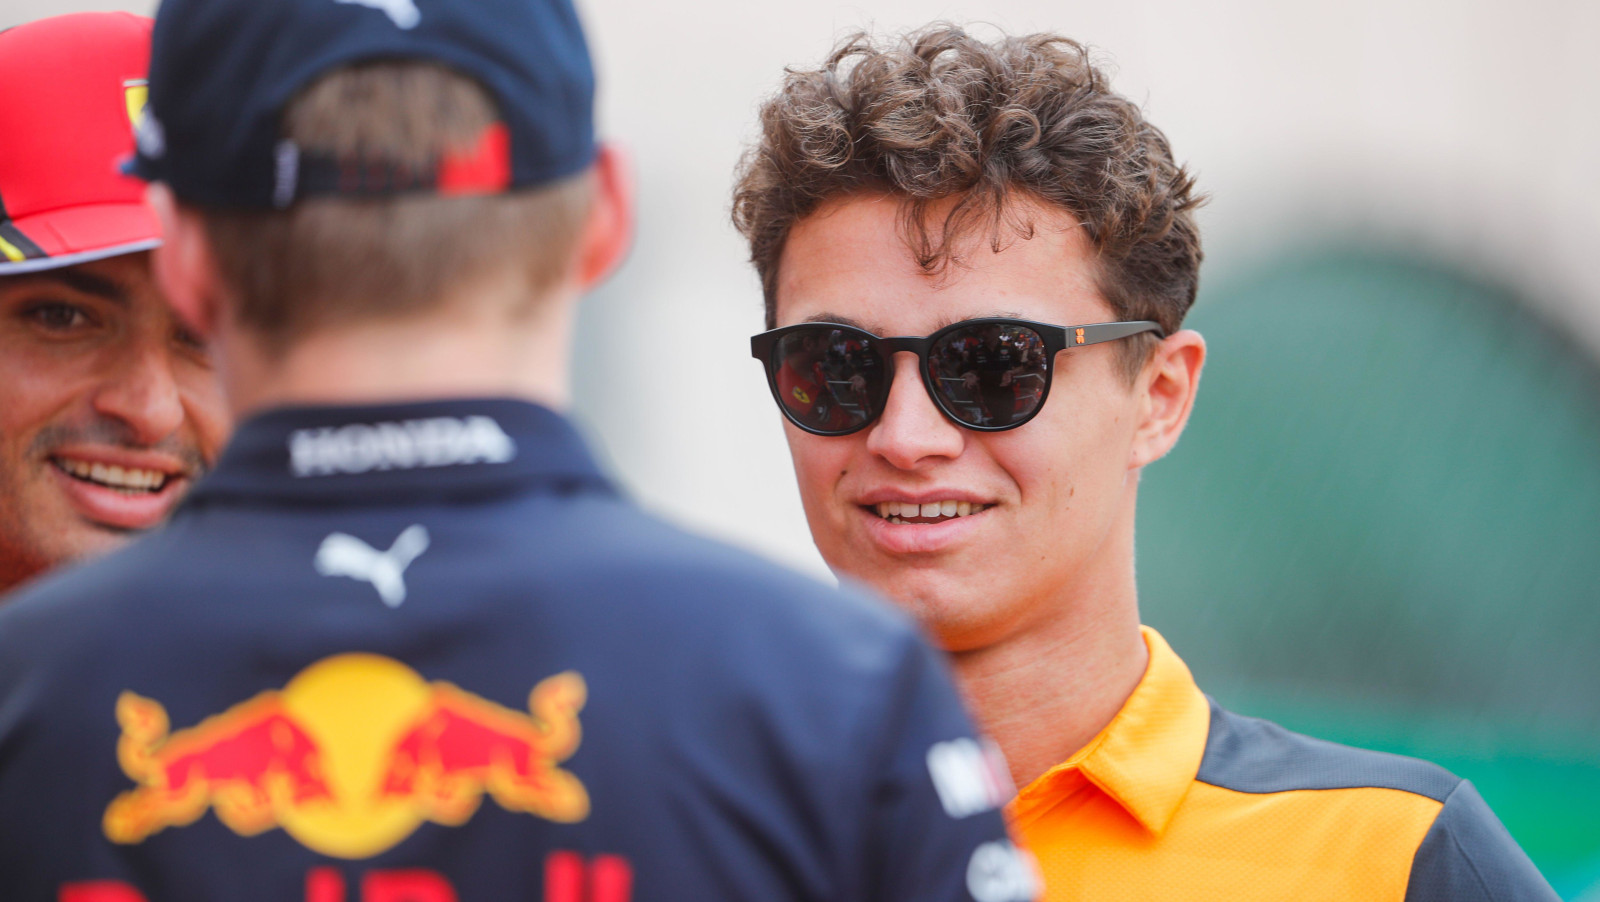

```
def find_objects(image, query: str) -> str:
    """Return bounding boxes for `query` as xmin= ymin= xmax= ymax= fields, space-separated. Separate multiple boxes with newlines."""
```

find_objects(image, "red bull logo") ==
xmin=106 ymin=692 xmax=333 ymax=840
xmin=104 ymin=654 xmax=588 ymax=858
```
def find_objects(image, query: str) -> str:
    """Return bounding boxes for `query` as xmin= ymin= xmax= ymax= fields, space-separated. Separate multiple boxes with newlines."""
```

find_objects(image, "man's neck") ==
xmin=219 ymin=287 xmax=575 ymax=417
xmin=948 ymin=499 xmax=1148 ymax=792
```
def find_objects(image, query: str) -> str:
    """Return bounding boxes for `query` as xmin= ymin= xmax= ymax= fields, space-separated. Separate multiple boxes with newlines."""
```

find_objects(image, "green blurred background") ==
xmin=1139 ymin=250 xmax=1600 ymax=899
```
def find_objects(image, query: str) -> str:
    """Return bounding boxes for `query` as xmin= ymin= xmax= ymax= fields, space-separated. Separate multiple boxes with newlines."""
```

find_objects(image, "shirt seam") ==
xmin=1192 ymin=777 xmax=1457 ymax=803
xmin=1429 ymin=783 xmax=1495 ymax=899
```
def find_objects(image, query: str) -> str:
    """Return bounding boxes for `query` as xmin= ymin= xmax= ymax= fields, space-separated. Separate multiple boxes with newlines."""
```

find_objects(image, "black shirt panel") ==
xmin=1198 ymin=697 xmax=1459 ymax=799
xmin=1404 ymin=780 xmax=1560 ymax=902
xmin=1198 ymin=699 xmax=1557 ymax=900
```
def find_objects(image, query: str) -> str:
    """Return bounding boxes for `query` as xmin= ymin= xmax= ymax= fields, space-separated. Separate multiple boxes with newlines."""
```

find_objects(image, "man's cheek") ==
xmin=178 ymin=375 xmax=232 ymax=465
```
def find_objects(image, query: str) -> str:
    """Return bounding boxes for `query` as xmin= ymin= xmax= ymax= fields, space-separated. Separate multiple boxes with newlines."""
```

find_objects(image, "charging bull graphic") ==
xmin=104 ymin=654 xmax=587 ymax=858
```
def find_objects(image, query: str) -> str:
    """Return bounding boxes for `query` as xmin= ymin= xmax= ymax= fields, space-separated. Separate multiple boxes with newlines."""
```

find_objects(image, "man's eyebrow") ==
xmin=803 ymin=312 xmax=876 ymax=332
xmin=930 ymin=311 xmax=1025 ymax=330
xmin=799 ymin=310 xmax=1028 ymax=334
xmin=20 ymin=268 xmax=130 ymax=306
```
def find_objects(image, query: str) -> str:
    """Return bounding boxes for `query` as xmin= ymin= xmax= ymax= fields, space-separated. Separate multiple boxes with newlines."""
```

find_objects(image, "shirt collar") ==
xmin=1011 ymin=626 xmax=1210 ymax=836
xmin=186 ymin=398 xmax=615 ymax=506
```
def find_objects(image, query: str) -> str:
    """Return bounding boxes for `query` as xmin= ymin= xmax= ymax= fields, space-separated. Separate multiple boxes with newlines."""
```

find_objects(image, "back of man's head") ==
xmin=202 ymin=62 xmax=593 ymax=349
xmin=135 ymin=0 xmax=622 ymax=364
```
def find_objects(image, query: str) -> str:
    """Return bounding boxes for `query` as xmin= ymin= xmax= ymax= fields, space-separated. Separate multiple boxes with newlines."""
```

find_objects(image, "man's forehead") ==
xmin=776 ymin=193 xmax=1104 ymax=330
xmin=0 ymin=254 xmax=152 ymax=305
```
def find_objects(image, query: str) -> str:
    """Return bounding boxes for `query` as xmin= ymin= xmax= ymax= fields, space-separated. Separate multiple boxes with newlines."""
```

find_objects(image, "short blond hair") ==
xmin=201 ymin=61 xmax=592 ymax=350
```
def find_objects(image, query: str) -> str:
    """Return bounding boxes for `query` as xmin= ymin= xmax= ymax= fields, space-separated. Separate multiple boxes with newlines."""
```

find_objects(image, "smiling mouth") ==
xmin=52 ymin=457 xmax=179 ymax=495
xmin=871 ymin=500 xmax=989 ymax=525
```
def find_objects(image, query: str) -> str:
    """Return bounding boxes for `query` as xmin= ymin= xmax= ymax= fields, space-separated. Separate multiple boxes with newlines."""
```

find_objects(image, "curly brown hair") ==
xmin=731 ymin=25 xmax=1205 ymax=378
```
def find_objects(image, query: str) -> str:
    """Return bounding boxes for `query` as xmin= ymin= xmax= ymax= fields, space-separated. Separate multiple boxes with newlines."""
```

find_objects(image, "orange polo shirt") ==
xmin=1008 ymin=627 xmax=1555 ymax=901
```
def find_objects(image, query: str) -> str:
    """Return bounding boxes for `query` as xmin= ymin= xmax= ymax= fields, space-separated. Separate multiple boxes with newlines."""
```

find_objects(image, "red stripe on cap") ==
xmin=437 ymin=123 xmax=511 ymax=196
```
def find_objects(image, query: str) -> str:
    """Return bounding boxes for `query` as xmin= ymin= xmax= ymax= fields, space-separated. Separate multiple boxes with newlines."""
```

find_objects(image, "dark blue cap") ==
xmin=132 ymin=0 xmax=596 ymax=209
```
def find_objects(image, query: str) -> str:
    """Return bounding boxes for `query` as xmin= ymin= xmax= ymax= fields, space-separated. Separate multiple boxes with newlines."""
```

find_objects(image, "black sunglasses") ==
xmin=750 ymin=318 xmax=1164 ymax=435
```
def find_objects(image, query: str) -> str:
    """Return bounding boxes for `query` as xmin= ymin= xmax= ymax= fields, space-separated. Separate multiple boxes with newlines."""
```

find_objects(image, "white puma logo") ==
xmin=333 ymin=0 xmax=420 ymax=30
xmin=315 ymin=525 xmax=430 ymax=607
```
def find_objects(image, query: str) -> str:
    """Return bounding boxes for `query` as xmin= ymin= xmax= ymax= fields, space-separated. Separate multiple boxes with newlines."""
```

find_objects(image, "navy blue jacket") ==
xmin=0 ymin=399 xmax=1031 ymax=902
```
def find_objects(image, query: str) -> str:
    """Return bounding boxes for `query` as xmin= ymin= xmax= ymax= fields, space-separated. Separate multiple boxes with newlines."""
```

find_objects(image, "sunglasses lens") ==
xmin=771 ymin=328 xmax=885 ymax=434
xmin=928 ymin=323 xmax=1050 ymax=428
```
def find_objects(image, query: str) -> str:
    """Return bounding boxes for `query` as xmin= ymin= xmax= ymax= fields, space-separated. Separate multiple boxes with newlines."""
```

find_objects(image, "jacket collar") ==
xmin=186 ymin=398 xmax=614 ymax=507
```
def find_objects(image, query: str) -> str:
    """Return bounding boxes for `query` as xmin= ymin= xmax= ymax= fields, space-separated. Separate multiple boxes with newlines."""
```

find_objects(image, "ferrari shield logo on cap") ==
xmin=123 ymin=79 xmax=148 ymax=135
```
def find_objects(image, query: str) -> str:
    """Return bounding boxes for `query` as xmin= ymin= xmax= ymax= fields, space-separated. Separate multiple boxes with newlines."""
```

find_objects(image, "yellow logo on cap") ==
xmin=124 ymin=79 xmax=149 ymax=135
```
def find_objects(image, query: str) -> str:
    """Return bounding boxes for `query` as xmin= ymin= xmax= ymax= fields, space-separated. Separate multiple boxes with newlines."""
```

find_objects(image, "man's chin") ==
xmin=0 ymin=523 xmax=138 ymax=594
xmin=55 ymin=522 xmax=142 ymax=565
xmin=16 ymin=498 xmax=164 ymax=583
xmin=834 ymin=561 xmax=1013 ymax=650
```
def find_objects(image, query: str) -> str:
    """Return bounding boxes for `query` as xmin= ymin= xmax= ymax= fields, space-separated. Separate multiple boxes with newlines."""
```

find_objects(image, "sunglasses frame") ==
xmin=751 ymin=318 xmax=1166 ymax=436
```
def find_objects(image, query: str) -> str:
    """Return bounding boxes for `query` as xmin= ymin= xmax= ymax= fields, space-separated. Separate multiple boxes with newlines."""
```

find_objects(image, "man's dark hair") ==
xmin=732 ymin=25 xmax=1205 ymax=378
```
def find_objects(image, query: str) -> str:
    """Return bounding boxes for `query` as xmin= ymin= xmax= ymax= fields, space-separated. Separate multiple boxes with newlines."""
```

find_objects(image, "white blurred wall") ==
xmin=8 ymin=0 xmax=1597 ymax=576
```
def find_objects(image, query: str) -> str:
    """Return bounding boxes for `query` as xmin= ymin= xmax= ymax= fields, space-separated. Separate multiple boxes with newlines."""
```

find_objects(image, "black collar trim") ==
xmin=187 ymin=398 xmax=613 ymax=506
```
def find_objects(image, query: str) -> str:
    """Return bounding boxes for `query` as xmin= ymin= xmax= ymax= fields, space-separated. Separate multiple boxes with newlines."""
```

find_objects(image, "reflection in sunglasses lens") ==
xmin=773 ymin=328 xmax=884 ymax=433
xmin=928 ymin=325 xmax=1048 ymax=428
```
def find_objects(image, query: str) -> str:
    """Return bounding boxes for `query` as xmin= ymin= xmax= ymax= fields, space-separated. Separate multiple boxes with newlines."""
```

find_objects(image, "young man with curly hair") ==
xmin=736 ymin=26 xmax=1556 ymax=901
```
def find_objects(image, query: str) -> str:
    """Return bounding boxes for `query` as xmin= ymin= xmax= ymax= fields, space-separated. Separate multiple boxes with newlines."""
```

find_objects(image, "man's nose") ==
xmin=865 ymin=353 xmax=965 ymax=469
xmin=91 ymin=343 xmax=185 ymax=446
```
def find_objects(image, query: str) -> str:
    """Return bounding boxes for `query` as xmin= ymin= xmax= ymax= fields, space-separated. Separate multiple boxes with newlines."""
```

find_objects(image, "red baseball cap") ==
xmin=0 ymin=12 xmax=158 ymax=275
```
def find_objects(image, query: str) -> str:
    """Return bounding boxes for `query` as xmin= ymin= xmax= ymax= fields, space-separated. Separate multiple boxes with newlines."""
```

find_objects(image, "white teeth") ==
xmin=873 ymin=499 xmax=990 ymax=521
xmin=55 ymin=458 xmax=171 ymax=492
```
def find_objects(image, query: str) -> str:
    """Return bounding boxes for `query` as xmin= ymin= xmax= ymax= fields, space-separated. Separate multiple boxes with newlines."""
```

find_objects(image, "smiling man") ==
xmin=0 ymin=13 xmax=228 ymax=596
xmin=736 ymin=26 xmax=1557 ymax=901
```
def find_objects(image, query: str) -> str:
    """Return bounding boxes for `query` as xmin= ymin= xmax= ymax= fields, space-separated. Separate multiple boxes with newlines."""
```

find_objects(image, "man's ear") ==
xmin=146 ymin=183 xmax=222 ymax=338
xmin=573 ymin=142 xmax=635 ymax=291
xmin=1129 ymin=329 xmax=1206 ymax=469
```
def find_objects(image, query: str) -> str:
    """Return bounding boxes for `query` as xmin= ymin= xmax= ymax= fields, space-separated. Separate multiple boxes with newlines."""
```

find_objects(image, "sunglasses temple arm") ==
xmin=1076 ymin=321 xmax=1165 ymax=346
